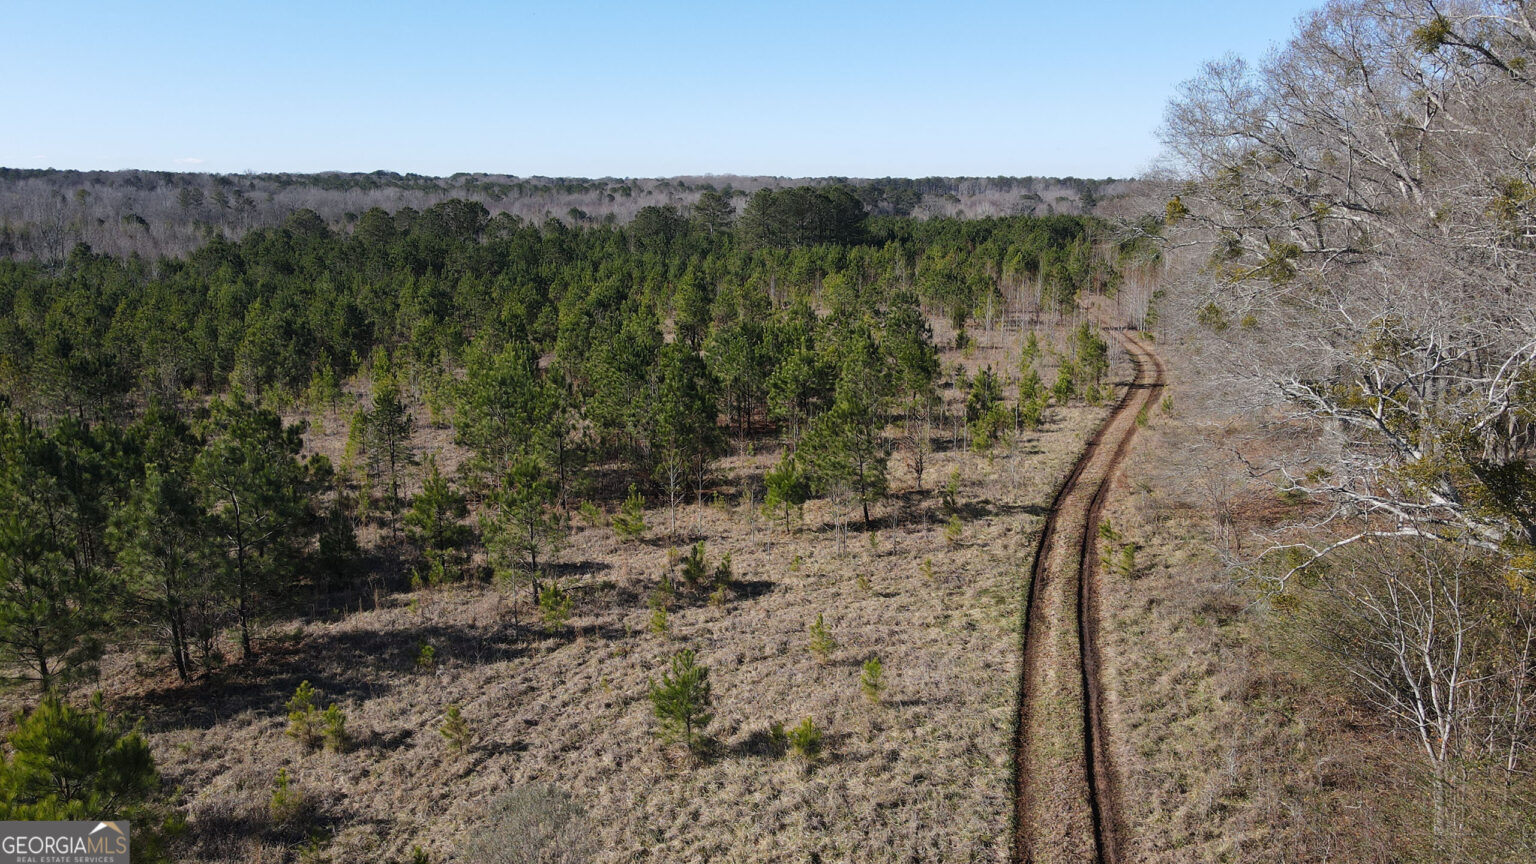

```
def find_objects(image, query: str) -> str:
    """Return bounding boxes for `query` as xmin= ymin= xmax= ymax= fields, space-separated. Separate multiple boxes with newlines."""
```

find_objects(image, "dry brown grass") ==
xmin=1092 ymin=365 xmax=1407 ymax=863
xmin=69 ymin=324 xmax=1123 ymax=863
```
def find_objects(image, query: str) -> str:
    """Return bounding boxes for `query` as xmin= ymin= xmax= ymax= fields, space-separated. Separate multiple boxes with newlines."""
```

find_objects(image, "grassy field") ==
xmin=79 ymin=323 xmax=1124 ymax=863
xmin=1091 ymin=355 xmax=1411 ymax=863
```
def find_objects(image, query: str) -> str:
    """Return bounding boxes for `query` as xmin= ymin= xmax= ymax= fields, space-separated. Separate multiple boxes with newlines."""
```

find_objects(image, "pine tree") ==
xmin=763 ymin=452 xmax=810 ymax=530
xmin=0 ymin=414 xmax=111 ymax=693
xmin=803 ymin=394 xmax=889 ymax=532
xmin=706 ymin=318 xmax=770 ymax=442
xmin=194 ymin=390 xmax=318 ymax=661
xmin=439 ymin=704 xmax=473 ymax=754
xmin=1021 ymin=330 xmax=1041 ymax=369
xmin=109 ymin=464 xmax=214 ymax=682
xmin=786 ymin=716 xmax=823 ymax=760
xmin=537 ymin=582 xmax=573 ymax=633
xmin=304 ymin=362 xmax=342 ymax=417
xmin=965 ymin=366 xmax=1003 ymax=422
xmin=1071 ymin=323 xmax=1109 ymax=388
xmin=483 ymin=458 xmax=566 ymax=605
xmin=883 ymin=291 xmax=940 ymax=400
xmin=612 ymin=484 xmax=647 ymax=541
xmin=808 ymin=614 xmax=837 ymax=663
xmin=861 ymin=656 xmax=886 ymax=703
xmin=767 ymin=344 xmax=835 ymax=444
xmin=692 ymin=189 xmax=735 ymax=235
xmin=405 ymin=453 xmax=470 ymax=582
xmin=649 ymin=649 xmax=713 ymax=752
xmin=366 ymin=372 xmax=416 ymax=542
xmin=453 ymin=340 xmax=546 ymax=480
xmin=680 ymin=541 xmax=708 ymax=589
xmin=321 ymin=704 xmax=349 ymax=753
xmin=650 ymin=344 xmax=726 ymax=538
xmin=286 ymin=680 xmax=323 ymax=751
xmin=0 ymin=695 xmax=158 ymax=820
xmin=673 ymin=268 xmax=713 ymax=350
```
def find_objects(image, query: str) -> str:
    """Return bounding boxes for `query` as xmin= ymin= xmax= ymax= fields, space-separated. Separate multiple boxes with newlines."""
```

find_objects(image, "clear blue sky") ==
xmin=2 ymin=1 xmax=1317 ymax=179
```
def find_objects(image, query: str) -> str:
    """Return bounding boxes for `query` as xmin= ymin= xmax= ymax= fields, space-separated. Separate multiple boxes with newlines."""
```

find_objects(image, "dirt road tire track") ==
xmin=1013 ymin=331 xmax=1166 ymax=864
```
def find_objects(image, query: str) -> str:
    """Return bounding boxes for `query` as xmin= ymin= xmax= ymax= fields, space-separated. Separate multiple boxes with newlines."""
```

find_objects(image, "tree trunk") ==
xmin=167 ymin=578 xmax=189 ymax=682
xmin=236 ymin=540 xmax=253 ymax=661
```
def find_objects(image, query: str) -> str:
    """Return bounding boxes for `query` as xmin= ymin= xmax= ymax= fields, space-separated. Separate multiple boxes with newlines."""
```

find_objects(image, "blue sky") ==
xmin=2 ymin=1 xmax=1317 ymax=178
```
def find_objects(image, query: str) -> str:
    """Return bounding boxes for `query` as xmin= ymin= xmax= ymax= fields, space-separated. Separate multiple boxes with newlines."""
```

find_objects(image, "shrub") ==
xmin=538 ymin=582 xmax=573 ymax=633
xmin=415 ymin=642 xmax=437 ymax=672
xmin=440 ymin=704 xmax=473 ymax=754
xmin=612 ymin=484 xmax=646 ymax=540
xmin=269 ymin=767 xmax=307 ymax=827
xmin=648 ymin=605 xmax=669 ymax=636
xmin=787 ymin=716 xmax=822 ymax=760
xmin=286 ymin=681 xmax=323 ymax=751
xmin=861 ymin=656 xmax=886 ymax=704
xmin=578 ymin=500 xmax=603 ymax=528
xmin=321 ymin=704 xmax=348 ymax=753
xmin=648 ymin=649 xmax=712 ymax=752
xmin=944 ymin=514 xmax=963 ymax=546
xmin=714 ymin=552 xmax=733 ymax=586
xmin=808 ymin=614 xmax=837 ymax=663
xmin=680 ymin=541 xmax=708 ymax=588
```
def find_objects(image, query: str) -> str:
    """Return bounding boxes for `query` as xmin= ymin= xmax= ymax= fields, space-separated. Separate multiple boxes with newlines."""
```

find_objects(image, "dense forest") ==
xmin=0 ymin=182 xmax=1127 ymax=842
xmin=0 ymin=168 xmax=1132 ymax=261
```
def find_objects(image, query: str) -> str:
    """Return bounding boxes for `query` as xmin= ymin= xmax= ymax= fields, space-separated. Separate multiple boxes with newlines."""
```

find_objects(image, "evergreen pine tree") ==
xmin=366 ymin=372 xmax=416 ymax=542
xmin=648 ymin=649 xmax=712 ymax=752
xmin=0 ymin=695 xmax=158 ymax=819
xmin=405 ymin=453 xmax=470 ymax=582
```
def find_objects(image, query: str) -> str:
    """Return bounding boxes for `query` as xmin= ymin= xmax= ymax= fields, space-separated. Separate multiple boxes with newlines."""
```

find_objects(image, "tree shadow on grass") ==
xmin=119 ymin=620 xmax=535 ymax=735
xmin=728 ymin=579 xmax=776 ymax=600
xmin=957 ymin=498 xmax=1046 ymax=520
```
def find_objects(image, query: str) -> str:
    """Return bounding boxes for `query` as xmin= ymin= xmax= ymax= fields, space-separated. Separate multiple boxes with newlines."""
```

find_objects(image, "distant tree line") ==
xmin=0 ymin=167 xmax=1127 ymax=262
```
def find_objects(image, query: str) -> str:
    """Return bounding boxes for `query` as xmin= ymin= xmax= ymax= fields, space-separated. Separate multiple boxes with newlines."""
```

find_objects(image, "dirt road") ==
xmin=1013 ymin=332 xmax=1166 ymax=864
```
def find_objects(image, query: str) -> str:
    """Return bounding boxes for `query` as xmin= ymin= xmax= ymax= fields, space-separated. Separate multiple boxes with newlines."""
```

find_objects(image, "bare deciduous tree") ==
xmin=1158 ymin=0 xmax=1536 ymax=580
